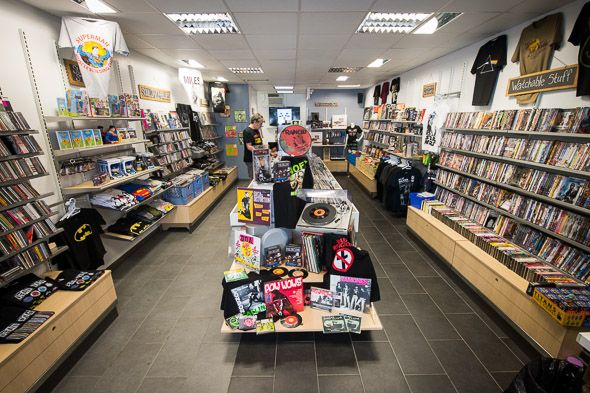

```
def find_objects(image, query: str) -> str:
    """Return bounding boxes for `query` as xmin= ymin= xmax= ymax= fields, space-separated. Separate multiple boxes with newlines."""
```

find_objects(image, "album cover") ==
xmin=56 ymin=131 xmax=72 ymax=150
xmin=224 ymin=269 xmax=248 ymax=283
xmin=253 ymin=148 xmax=272 ymax=183
xmin=231 ymin=280 xmax=265 ymax=316
xmin=238 ymin=315 xmax=257 ymax=330
xmin=284 ymin=244 xmax=303 ymax=267
xmin=263 ymin=277 xmax=304 ymax=319
xmin=237 ymin=187 xmax=271 ymax=226
xmin=272 ymin=161 xmax=290 ymax=182
xmin=322 ymin=315 xmax=347 ymax=334
xmin=330 ymin=275 xmax=372 ymax=313
xmin=264 ymin=245 xmax=282 ymax=268
xmin=234 ymin=231 xmax=261 ymax=272
xmin=340 ymin=314 xmax=362 ymax=334
xmin=56 ymin=98 xmax=68 ymax=117
xmin=310 ymin=286 xmax=334 ymax=311
xmin=256 ymin=318 xmax=275 ymax=334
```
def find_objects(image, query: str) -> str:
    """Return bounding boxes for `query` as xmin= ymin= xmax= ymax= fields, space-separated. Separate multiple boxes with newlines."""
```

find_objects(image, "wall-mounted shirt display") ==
xmin=58 ymin=17 xmax=129 ymax=98
xmin=210 ymin=82 xmax=229 ymax=113
xmin=390 ymin=77 xmax=400 ymax=104
xmin=569 ymin=1 xmax=590 ymax=97
xmin=422 ymin=100 xmax=450 ymax=154
xmin=380 ymin=81 xmax=390 ymax=104
xmin=511 ymin=13 xmax=563 ymax=105
xmin=179 ymin=68 xmax=205 ymax=109
xmin=471 ymin=35 xmax=507 ymax=106
xmin=372 ymin=84 xmax=381 ymax=105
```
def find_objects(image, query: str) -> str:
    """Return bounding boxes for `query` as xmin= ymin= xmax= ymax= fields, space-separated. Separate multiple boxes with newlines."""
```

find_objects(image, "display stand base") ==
xmin=349 ymin=164 xmax=377 ymax=196
xmin=324 ymin=159 xmax=347 ymax=173
xmin=0 ymin=271 xmax=117 ymax=393
xmin=161 ymin=167 xmax=238 ymax=231
xmin=407 ymin=206 xmax=586 ymax=358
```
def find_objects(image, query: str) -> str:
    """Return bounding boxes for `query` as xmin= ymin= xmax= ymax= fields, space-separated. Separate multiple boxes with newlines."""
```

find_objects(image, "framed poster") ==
xmin=63 ymin=59 xmax=85 ymax=87
xmin=226 ymin=143 xmax=238 ymax=156
xmin=422 ymin=82 xmax=437 ymax=98
xmin=225 ymin=125 xmax=237 ymax=138
xmin=234 ymin=110 xmax=247 ymax=122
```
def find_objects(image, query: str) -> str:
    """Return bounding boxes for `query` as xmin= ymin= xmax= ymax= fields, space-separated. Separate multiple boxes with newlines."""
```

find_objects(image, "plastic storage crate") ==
xmin=162 ymin=179 xmax=194 ymax=205
xmin=347 ymin=152 xmax=357 ymax=165
xmin=192 ymin=175 xmax=204 ymax=197
xmin=410 ymin=192 xmax=437 ymax=209
xmin=532 ymin=288 xmax=589 ymax=327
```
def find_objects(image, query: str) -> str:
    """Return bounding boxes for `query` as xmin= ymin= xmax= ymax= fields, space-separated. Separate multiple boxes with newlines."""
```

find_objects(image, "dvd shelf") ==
xmin=146 ymin=127 xmax=193 ymax=179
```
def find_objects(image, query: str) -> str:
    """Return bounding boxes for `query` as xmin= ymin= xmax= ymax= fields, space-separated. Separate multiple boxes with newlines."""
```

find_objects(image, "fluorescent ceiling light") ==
xmin=180 ymin=59 xmax=204 ymax=68
xmin=336 ymin=76 xmax=349 ymax=82
xmin=338 ymin=84 xmax=361 ymax=88
xmin=367 ymin=59 xmax=390 ymax=68
xmin=413 ymin=12 xmax=462 ymax=34
xmin=72 ymin=0 xmax=118 ymax=13
xmin=328 ymin=67 xmax=363 ymax=73
xmin=216 ymin=76 xmax=228 ymax=82
xmin=277 ymin=90 xmax=293 ymax=94
xmin=229 ymin=67 xmax=263 ymax=74
xmin=165 ymin=13 xmax=240 ymax=34
xmin=275 ymin=86 xmax=293 ymax=90
xmin=357 ymin=12 xmax=431 ymax=33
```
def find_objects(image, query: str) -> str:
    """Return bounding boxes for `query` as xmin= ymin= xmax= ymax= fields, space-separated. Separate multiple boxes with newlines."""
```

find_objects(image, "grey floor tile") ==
xmin=375 ymin=280 xmax=409 ymax=315
xmin=202 ymin=316 xmax=242 ymax=343
xmin=232 ymin=335 xmax=276 ymax=376
xmin=354 ymin=341 xmax=410 ymax=393
xmin=381 ymin=315 xmax=443 ymax=375
xmin=367 ymin=243 xmax=401 ymax=264
xmin=53 ymin=376 xmax=100 ymax=393
xmin=277 ymin=332 xmax=315 ymax=342
xmin=350 ymin=330 xmax=389 ymax=342
xmin=227 ymin=377 xmax=274 ymax=393
xmin=430 ymin=340 xmax=501 ymax=393
xmin=136 ymin=377 xmax=188 ymax=393
xmin=491 ymin=371 xmax=518 ymax=390
xmin=129 ymin=317 xmax=177 ymax=344
xmin=319 ymin=375 xmax=364 ymax=393
xmin=275 ymin=342 xmax=318 ymax=393
xmin=501 ymin=337 xmax=538 ymax=365
xmin=403 ymin=258 xmax=439 ymax=277
xmin=447 ymin=314 xmax=522 ymax=372
xmin=184 ymin=342 xmax=240 ymax=393
xmin=400 ymin=294 xmax=459 ymax=340
xmin=383 ymin=266 xmax=426 ymax=294
xmin=384 ymin=234 xmax=416 ymax=252
xmin=417 ymin=277 xmax=472 ymax=314
xmin=405 ymin=374 xmax=456 ymax=393
xmin=147 ymin=296 xmax=190 ymax=321
xmin=315 ymin=334 xmax=359 ymax=375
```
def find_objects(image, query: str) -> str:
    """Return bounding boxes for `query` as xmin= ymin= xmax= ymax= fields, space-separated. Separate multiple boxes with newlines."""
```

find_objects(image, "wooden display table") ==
xmin=161 ymin=167 xmax=238 ymax=231
xmin=324 ymin=159 xmax=347 ymax=173
xmin=407 ymin=206 xmax=587 ymax=358
xmin=0 ymin=271 xmax=117 ymax=393
xmin=349 ymin=164 xmax=377 ymax=196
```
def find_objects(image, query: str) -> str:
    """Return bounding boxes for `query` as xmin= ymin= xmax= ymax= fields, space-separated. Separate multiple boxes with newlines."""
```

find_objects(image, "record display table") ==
xmin=221 ymin=156 xmax=382 ymax=334
xmin=161 ymin=166 xmax=237 ymax=231
xmin=349 ymin=163 xmax=377 ymax=196
xmin=407 ymin=206 xmax=586 ymax=357
xmin=0 ymin=271 xmax=117 ymax=393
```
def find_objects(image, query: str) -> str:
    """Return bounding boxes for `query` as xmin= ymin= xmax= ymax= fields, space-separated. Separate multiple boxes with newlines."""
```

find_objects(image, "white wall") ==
xmin=0 ymin=0 xmax=194 ymax=203
xmin=365 ymin=0 xmax=589 ymax=113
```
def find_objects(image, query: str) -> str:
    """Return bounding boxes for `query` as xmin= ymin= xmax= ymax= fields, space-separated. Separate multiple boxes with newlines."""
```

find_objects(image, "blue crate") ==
xmin=410 ymin=192 xmax=436 ymax=209
xmin=163 ymin=181 xmax=194 ymax=205
xmin=347 ymin=152 xmax=357 ymax=165
xmin=201 ymin=172 xmax=210 ymax=190
xmin=192 ymin=175 xmax=204 ymax=197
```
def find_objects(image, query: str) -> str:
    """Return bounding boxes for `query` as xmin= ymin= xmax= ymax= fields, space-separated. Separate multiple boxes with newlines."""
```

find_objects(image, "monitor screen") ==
xmin=269 ymin=107 xmax=301 ymax=126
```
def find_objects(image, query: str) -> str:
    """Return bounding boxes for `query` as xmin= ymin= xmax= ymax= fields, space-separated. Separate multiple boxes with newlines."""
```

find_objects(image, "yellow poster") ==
xmin=226 ymin=143 xmax=238 ymax=156
xmin=236 ymin=188 xmax=254 ymax=223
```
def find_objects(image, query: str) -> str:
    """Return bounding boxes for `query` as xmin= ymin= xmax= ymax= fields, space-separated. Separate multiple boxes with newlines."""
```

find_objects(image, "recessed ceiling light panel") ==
xmin=338 ymin=84 xmax=361 ymax=88
xmin=72 ymin=0 xmax=118 ymax=13
xmin=414 ymin=12 xmax=462 ymax=34
xmin=367 ymin=58 xmax=390 ymax=68
xmin=165 ymin=13 xmax=240 ymax=34
xmin=336 ymin=76 xmax=349 ymax=81
xmin=229 ymin=67 xmax=264 ymax=74
xmin=357 ymin=12 xmax=431 ymax=34
xmin=328 ymin=67 xmax=363 ymax=73
xmin=180 ymin=59 xmax=204 ymax=68
xmin=275 ymin=86 xmax=293 ymax=90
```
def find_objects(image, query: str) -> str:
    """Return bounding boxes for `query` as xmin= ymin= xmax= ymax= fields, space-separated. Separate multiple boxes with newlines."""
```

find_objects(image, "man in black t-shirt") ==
xmin=242 ymin=113 xmax=265 ymax=178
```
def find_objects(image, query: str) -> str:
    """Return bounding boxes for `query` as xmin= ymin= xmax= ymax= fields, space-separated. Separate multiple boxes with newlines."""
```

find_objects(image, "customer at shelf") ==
xmin=242 ymin=113 xmax=265 ymax=178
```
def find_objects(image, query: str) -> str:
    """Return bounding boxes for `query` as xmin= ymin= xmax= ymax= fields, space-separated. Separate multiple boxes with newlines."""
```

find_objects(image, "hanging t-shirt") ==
xmin=58 ymin=17 xmax=129 ymax=98
xmin=242 ymin=127 xmax=263 ymax=163
xmin=323 ymin=235 xmax=380 ymax=302
xmin=422 ymin=100 xmax=450 ymax=153
xmin=346 ymin=125 xmax=363 ymax=147
xmin=385 ymin=167 xmax=422 ymax=215
xmin=55 ymin=208 xmax=106 ymax=270
xmin=569 ymin=2 xmax=590 ymax=96
xmin=373 ymin=85 xmax=381 ymax=105
xmin=511 ymin=13 xmax=563 ymax=104
xmin=380 ymin=81 xmax=390 ymax=104
xmin=390 ymin=77 xmax=401 ymax=104
xmin=471 ymin=35 xmax=507 ymax=106
xmin=273 ymin=156 xmax=314 ymax=229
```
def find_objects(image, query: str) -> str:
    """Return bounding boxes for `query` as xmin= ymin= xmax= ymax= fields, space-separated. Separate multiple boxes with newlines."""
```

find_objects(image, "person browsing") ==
xmin=243 ymin=113 xmax=265 ymax=178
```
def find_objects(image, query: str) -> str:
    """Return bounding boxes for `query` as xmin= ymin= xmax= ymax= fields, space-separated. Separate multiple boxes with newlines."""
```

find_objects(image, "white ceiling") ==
xmin=22 ymin=0 xmax=574 ymax=92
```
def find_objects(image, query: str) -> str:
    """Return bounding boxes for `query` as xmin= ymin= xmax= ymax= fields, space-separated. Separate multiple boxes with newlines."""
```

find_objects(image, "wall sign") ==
xmin=178 ymin=67 xmax=204 ymax=107
xmin=138 ymin=84 xmax=171 ymax=103
xmin=63 ymin=59 xmax=85 ymax=87
xmin=506 ymin=64 xmax=578 ymax=97
xmin=315 ymin=102 xmax=338 ymax=107
xmin=422 ymin=83 xmax=437 ymax=98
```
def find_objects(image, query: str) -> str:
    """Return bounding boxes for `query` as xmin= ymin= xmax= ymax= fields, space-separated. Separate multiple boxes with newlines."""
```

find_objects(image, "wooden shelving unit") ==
xmin=61 ymin=167 xmax=162 ymax=196
xmin=53 ymin=139 xmax=149 ymax=160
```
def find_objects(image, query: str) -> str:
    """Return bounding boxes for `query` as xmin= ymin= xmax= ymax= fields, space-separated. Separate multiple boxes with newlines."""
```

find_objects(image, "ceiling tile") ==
xmin=442 ymin=0 xmax=522 ymax=12
xmin=246 ymin=35 xmax=297 ymax=49
xmin=124 ymin=34 xmax=155 ymax=50
xmin=299 ymin=12 xmax=366 ymax=34
xmin=234 ymin=13 xmax=298 ymax=34
xmin=112 ymin=12 xmax=182 ymax=35
xmin=255 ymin=49 xmax=297 ymax=60
xmin=344 ymin=33 xmax=403 ymax=50
xmin=334 ymin=48 xmax=388 ymax=67
xmin=297 ymin=49 xmax=340 ymax=63
xmin=192 ymin=34 xmax=250 ymax=50
xmin=220 ymin=59 xmax=261 ymax=68
xmin=145 ymin=0 xmax=228 ymax=13
xmin=300 ymin=0 xmax=374 ymax=12
xmin=437 ymin=12 xmax=501 ymax=34
xmin=298 ymin=35 xmax=351 ymax=50
xmin=207 ymin=49 xmax=256 ymax=60
xmin=105 ymin=0 xmax=157 ymax=12
xmin=224 ymin=0 xmax=298 ymax=12
xmin=467 ymin=12 xmax=538 ymax=36
xmin=394 ymin=32 xmax=458 ymax=48
xmin=509 ymin=0 xmax=576 ymax=14
xmin=371 ymin=0 xmax=449 ymax=13
xmin=137 ymin=34 xmax=201 ymax=49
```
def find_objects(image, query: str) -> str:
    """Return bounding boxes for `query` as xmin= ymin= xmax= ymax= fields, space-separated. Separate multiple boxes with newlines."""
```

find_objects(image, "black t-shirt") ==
xmin=0 ymin=306 xmax=54 ymax=343
xmin=107 ymin=216 xmax=151 ymax=238
xmin=569 ymin=2 xmax=590 ymax=96
xmin=322 ymin=234 xmax=380 ymax=302
xmin=471 ymin=35 xmax=507 ymax=106
xmin=273 ymin=156 xmax=314 ymax=229
xmin=373 ymin=85 xmax=381 ymax=105
xmin=55 ymin=208 xmax=106 ymax=270
xmin=346 ymin=125 xmax=363 ymax=144
xmin=54 ymin=270 xmax=104 ymax=291
xmin=221 ymin=270 xmax=279 ymax=319
xmin=242 ymin=127 xmax=263 ymax=162
xmin=385 ymin=167 xmax=422 ymax=215
xmin=390 ymin=77 xmax=401 ymax=104
xmin=0 ymin=274 xmax=58 ymax=309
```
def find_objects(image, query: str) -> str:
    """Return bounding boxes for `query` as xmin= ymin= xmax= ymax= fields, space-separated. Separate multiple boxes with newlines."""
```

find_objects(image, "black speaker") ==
xmin=357 ymin=93 xmax=364 ymax=104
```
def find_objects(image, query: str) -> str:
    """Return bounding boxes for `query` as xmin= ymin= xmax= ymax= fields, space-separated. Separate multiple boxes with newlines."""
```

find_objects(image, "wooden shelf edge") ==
xmin=62 ymin=167 xmax=162 ymax=195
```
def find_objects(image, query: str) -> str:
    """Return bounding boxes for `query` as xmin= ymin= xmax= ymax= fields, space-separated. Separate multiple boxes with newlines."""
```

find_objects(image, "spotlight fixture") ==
xmin=180 ymin=59 xmax=204 ymax=68
xmin=71 ymin=0 xmax=118 ymax=13
xmin=367 ymin=59 xmax=390 ymax=68
xmin=336 ymin=76 xmax=349 ymax=81
xmin=165 ymin=13 xmax=240 ymax=34
xmin=228 ymin=67 xmax=264 ymax=74
xmin=216 ymin=76 xmax=228 ymax=82
xmin=357 ymin=12 xmax=431 ymax=33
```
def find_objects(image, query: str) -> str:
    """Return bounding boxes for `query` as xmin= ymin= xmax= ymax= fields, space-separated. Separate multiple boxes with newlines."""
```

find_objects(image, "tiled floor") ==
xmin=51 ymin=176 xmax=539 ymax=393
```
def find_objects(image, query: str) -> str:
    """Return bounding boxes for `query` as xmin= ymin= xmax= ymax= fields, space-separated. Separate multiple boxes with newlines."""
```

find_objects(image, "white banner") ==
xmin=178 ymin=68 xmax=205 ymax=108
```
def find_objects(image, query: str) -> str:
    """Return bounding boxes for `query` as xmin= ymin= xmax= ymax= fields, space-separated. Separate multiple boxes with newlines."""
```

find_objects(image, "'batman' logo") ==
xmin=74 ymin=224 xmax=92 ymax=242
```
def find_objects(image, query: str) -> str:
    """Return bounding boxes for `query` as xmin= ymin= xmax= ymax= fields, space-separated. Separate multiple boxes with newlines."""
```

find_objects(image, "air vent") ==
xmin=328 ymin=67 xmax=363 ymax=73
xmin=268 ymin=94 xmax=284 ymax=107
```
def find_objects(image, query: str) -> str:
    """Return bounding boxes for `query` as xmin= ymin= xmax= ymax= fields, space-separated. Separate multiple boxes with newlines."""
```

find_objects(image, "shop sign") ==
xmin=138 ymin=84 xmax=171 ymax=103
xmin=507 ymin=64 xmax=578 ymax=96
xmin=422 ymin=82 xmax=437 ymax=98
xmin=315 ymin=102 xmax=338 ymax=107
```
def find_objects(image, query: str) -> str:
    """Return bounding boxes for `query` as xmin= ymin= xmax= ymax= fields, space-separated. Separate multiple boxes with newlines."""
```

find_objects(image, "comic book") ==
xmin=263 ymin=276 xmax=304 ymax=319
xmin=329 ymin=275 xmax=372 ymax=313
xmin=234 ymin=231 xmax=261 ymax=272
